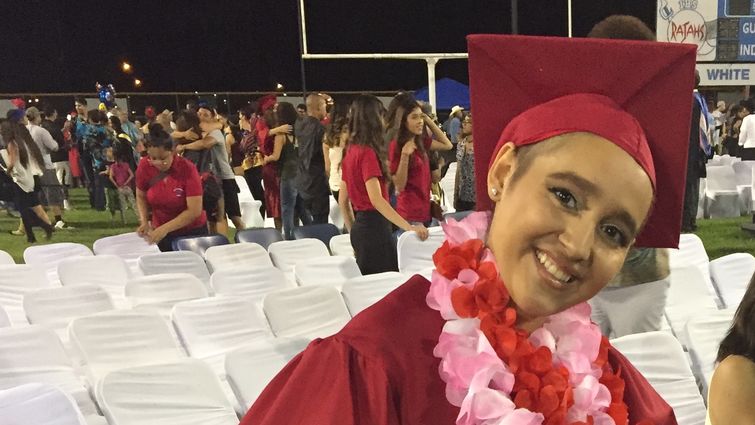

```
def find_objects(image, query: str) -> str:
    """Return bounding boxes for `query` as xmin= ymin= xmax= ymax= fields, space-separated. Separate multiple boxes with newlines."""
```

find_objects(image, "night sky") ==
xmin=1 ymin=0 xmax=656 ymax=94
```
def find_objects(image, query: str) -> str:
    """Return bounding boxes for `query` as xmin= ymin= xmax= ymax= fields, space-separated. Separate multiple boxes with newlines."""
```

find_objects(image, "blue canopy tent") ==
xmin=414 ymin=78 xmax=470 ymax=111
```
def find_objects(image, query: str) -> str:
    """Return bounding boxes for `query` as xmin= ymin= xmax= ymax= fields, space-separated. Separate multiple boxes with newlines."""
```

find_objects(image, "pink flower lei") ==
xmin=426 ymin=211 xmax=630 ymax=425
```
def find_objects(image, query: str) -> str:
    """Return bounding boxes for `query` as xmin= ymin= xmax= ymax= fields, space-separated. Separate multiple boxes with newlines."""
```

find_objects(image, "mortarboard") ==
xmin=468 ymin=35 xmax=697 ymax=248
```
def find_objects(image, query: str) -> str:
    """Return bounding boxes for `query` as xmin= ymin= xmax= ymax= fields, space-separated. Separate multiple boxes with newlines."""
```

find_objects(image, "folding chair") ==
xmin=137 ymin=251 xmax=211 ymax=288
xmin=92 ymin=232 xmax=160 ymax=277
xmin=125 ymin=273 xmax=208 ymax=315
xmin=69 ymin=310 xmax=186 ymax=386
xmin=23 ymin=243 xmax=93 ymax=285
xmin=397 ymin=226 xmax=446 ymax=274
xmin=709 ymin=252 xmax=755 ymax=309
xmin=23 ymin=284 xmax=114 ymax=344
xmin=0 ymin=326 xmax=97 ymax=415
xmin=0 ymin=249 xmax=14 ymax=265
xmin=341 ymin=271 xmax=407 ymax=315
xmin=171 ymin=296 xmax=273 ymax=375
xmin=663 ymin=266 xmax=719 ymax=348
xmin=234 ymin=228 xmax=283 ymax=249
xmin=669 ymin=234 xmax=718 ymax=304
xmin=329 ymin=233 xmax=353 ymax=257
xmin=263 ymin=286 xmax=351 ymax=339
xmin=171 ymin=234 xmax=230 ymax=257
xmin=97 ymin=359 xmax=238 ymax=425
xmin=204 ymin=242 xmax=273 ymax=273
xmin=292 ymin=223 xmax=341 ymax=246
xmin=704 ymin=165 xmax=740 ymax=218
xmin=684 ymin=309 xmax=736 ymax=397
xmin=611 ymin=332 xmax=706 ymax=425
xmin=293 ymin=256 xmax=362 ymax=288
xmin=0 ymin=264 xmax=52 ymax=325
xmin=0 ymin=383 xmax=87 ymax=425
xmin=57 ymin=255 xmax=131 ymax=308
xmin=225 ymin=337 xmax=310 ymax=411
xmin=210 ymin=265 xmax=295 ymax=304
xmin=268 ymin=238 xmax=330 ymax=281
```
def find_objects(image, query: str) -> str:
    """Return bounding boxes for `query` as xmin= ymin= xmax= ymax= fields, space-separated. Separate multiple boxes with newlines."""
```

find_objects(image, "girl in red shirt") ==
xmin=135 ymin=124 xmax=207 ymax=251
xmin=339 ymin=95 xmax=429 ymax=275
xmin=388 ymin=94 xmax=452 ymax=226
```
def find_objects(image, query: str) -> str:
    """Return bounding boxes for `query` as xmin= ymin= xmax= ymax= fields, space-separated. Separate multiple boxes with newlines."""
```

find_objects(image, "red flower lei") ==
xmin=429 ymin=213 xmax=656 ymax=425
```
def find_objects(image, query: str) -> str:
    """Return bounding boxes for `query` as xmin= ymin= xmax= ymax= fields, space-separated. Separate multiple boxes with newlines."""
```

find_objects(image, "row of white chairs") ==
xmin=702 ymin=158 xmax=755 ymax=217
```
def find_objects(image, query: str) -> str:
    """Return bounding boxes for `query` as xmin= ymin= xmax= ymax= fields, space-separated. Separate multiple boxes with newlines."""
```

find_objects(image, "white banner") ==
xmin=696 ymin=63 xmax=755 ymax=86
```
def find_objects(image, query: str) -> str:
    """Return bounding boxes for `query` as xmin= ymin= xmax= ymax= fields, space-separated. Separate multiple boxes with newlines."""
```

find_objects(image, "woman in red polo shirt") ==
xmin=388 ymin=94 xmax=452 ymax=227
xmin=339 ymin=95 xmax=429 ymax=275
xmin=135 ymin=124 xmax=207 ymax=251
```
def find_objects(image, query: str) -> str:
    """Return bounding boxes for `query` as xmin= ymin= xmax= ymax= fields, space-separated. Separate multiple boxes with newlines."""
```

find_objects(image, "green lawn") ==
xmin=0 ymin=188 xmax=753 ymax=263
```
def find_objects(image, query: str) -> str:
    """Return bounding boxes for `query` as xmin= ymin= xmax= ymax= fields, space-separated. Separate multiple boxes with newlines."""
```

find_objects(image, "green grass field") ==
xmin=0 ymin=188 xmax=753 ymax=263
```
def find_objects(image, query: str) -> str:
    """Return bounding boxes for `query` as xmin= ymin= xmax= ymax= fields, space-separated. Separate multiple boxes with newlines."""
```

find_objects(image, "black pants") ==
xmin=80 ymin=151 xmax=95 ymax=208
xmin=742 ymin=147 xmax=755 ymax=160
xmin=13 ymin=183 xmax=52 ymax=243
xmin=158 ymin=225 xmax=209 ymax=252
xmin=455 ymin=200 xmax=476 ymax=212
xmin=243 ymin=167 xmax=266 ymax=218
xmin=301 ymin=193 xmax=330 ymax=224
xmin=351 ymin=210 xmax=398 ymax=275
xmin=682 ymin=173 xmax=701 ymax=230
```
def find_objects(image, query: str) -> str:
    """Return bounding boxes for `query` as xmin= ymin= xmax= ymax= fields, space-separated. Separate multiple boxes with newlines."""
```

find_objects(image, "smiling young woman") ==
xmin=240 ymin=35 xmax=695 ymax=425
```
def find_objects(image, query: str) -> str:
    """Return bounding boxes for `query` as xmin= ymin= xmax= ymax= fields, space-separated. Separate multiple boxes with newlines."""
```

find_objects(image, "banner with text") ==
xmin=697 ymin=63 xmax=755 ymax=85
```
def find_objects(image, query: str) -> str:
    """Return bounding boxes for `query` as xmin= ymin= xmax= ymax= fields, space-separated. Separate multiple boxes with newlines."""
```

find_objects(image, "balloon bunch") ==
xmin=96 ymin=82 xmax=116 ymax=111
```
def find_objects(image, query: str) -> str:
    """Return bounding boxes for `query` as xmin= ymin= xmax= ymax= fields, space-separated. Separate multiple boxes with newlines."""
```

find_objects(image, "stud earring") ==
xmin=491 ymin=187 xmax=498 ymax=196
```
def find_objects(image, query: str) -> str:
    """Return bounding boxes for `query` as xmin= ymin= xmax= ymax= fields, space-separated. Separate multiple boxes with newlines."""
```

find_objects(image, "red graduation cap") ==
xmin=468 ymin=34 xmax=697 ymax=248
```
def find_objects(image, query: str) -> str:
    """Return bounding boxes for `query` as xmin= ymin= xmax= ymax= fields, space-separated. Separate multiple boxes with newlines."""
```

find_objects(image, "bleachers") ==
xmin=0 ymin=228 xmax=749 ymax=421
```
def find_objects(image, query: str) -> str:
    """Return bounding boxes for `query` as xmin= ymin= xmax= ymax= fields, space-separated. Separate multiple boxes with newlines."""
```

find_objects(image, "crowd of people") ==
xmin=0 ymin=91 xmax=475 ymax=263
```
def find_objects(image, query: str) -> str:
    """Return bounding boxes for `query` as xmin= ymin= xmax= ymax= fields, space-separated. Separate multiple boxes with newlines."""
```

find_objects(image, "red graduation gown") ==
xmin=240 ymin=275 xmax=677 ymax=425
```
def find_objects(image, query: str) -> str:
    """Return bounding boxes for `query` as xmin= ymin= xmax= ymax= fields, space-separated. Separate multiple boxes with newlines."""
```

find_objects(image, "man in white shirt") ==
xmin=25 ymin=107 xmax=71 ymax=229
xmin=711 ymin=100 xmax=726 ymax=148
xmin=738 ymin=100 xmax=755 ymax=160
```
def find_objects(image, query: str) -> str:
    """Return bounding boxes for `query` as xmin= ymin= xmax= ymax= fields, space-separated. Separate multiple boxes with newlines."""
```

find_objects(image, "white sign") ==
xmin=696 ymin=63 xmax=755 ymax=85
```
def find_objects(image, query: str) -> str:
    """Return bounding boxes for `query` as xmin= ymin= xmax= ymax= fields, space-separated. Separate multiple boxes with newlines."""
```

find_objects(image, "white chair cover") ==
xmin=69 ymin=310 xmax=185 ymax=386
xmin=0 ymin=264 xmax=52 ymax=325
xmin=225 ymin=337 xmax=310 ymax=411
xmin=341 ymin=271 xmax=407 ymax=315
xmin=397 ymin=226 xmax=446 ymax=274
xmin=235 ymin=175 xmax=255 ymax=202
xmin=23 ymin=243 xmax=93 ymax=285
xmin=0 ymin=383 xmax=87 ymax=425
xmin=125 ymin=273 xmax=208 ymax=315
xmin=610 ymin=332 xmax=706 ymax=425
xmin=0 ymin=326 xmax=96 ymax=415
xmin=263 ymin=286 xmax=351 ymax=339
xmin=0 ymin=304 xmax=9 ymax=328
xmin=704 ymin=165 xmax=740 ymax=218
xmin=684 ymin=308 xmax=736 ymax=397
xmin=210 ymin=265 xmax=295 ymax=304
xmin=329 ymin=233 xmax=354 ymax=257
xmin=293 ymin=255 xmax=362 ymax=288
xmin=329 ymin=195 xmax=344 ymax=229
xmin=92 ymin=232 xmax=160 ymax=277
xmin=733 ymin=161 xmax=755 ymax=213
xmin=268 ymin=238 xmax=330 ymax=280
xmin=669 ymin=234 xmax=718 ymax=304
xmin=57 ymin=255 xmax=131 ymax=308
xmin=709 ymin=252 xmax=755 ymax=309
xmin=440 ymin=162 xmax=457 ymax=213
xmin=664 ymin=266 xmax=719 ymax=348
xmin=97 ymin=359 xmax=238 ymax=425
xmin=171 ymin=296 xmax=273 ymax=376
xmin=204 ymin=243 xmax=272 ymax=273
xmin=137 ymin=251 xmax=211 ymax=288
xmin=23 ymin=285 xmax=114 ymax=343
xmin=0 ymin=249 xmax=14 ymax=265
xmin=233 ymin=200 xmax=265 ymax=229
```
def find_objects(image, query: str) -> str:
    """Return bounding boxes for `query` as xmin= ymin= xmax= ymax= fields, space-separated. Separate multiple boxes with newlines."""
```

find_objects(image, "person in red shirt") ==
xmin=388 ymin=93 xmax=452 ymax=226
xmin=339 ymin=95 xmax=429 ymax=275
xmin=135 ymin=124 xmax=207 ymax=251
